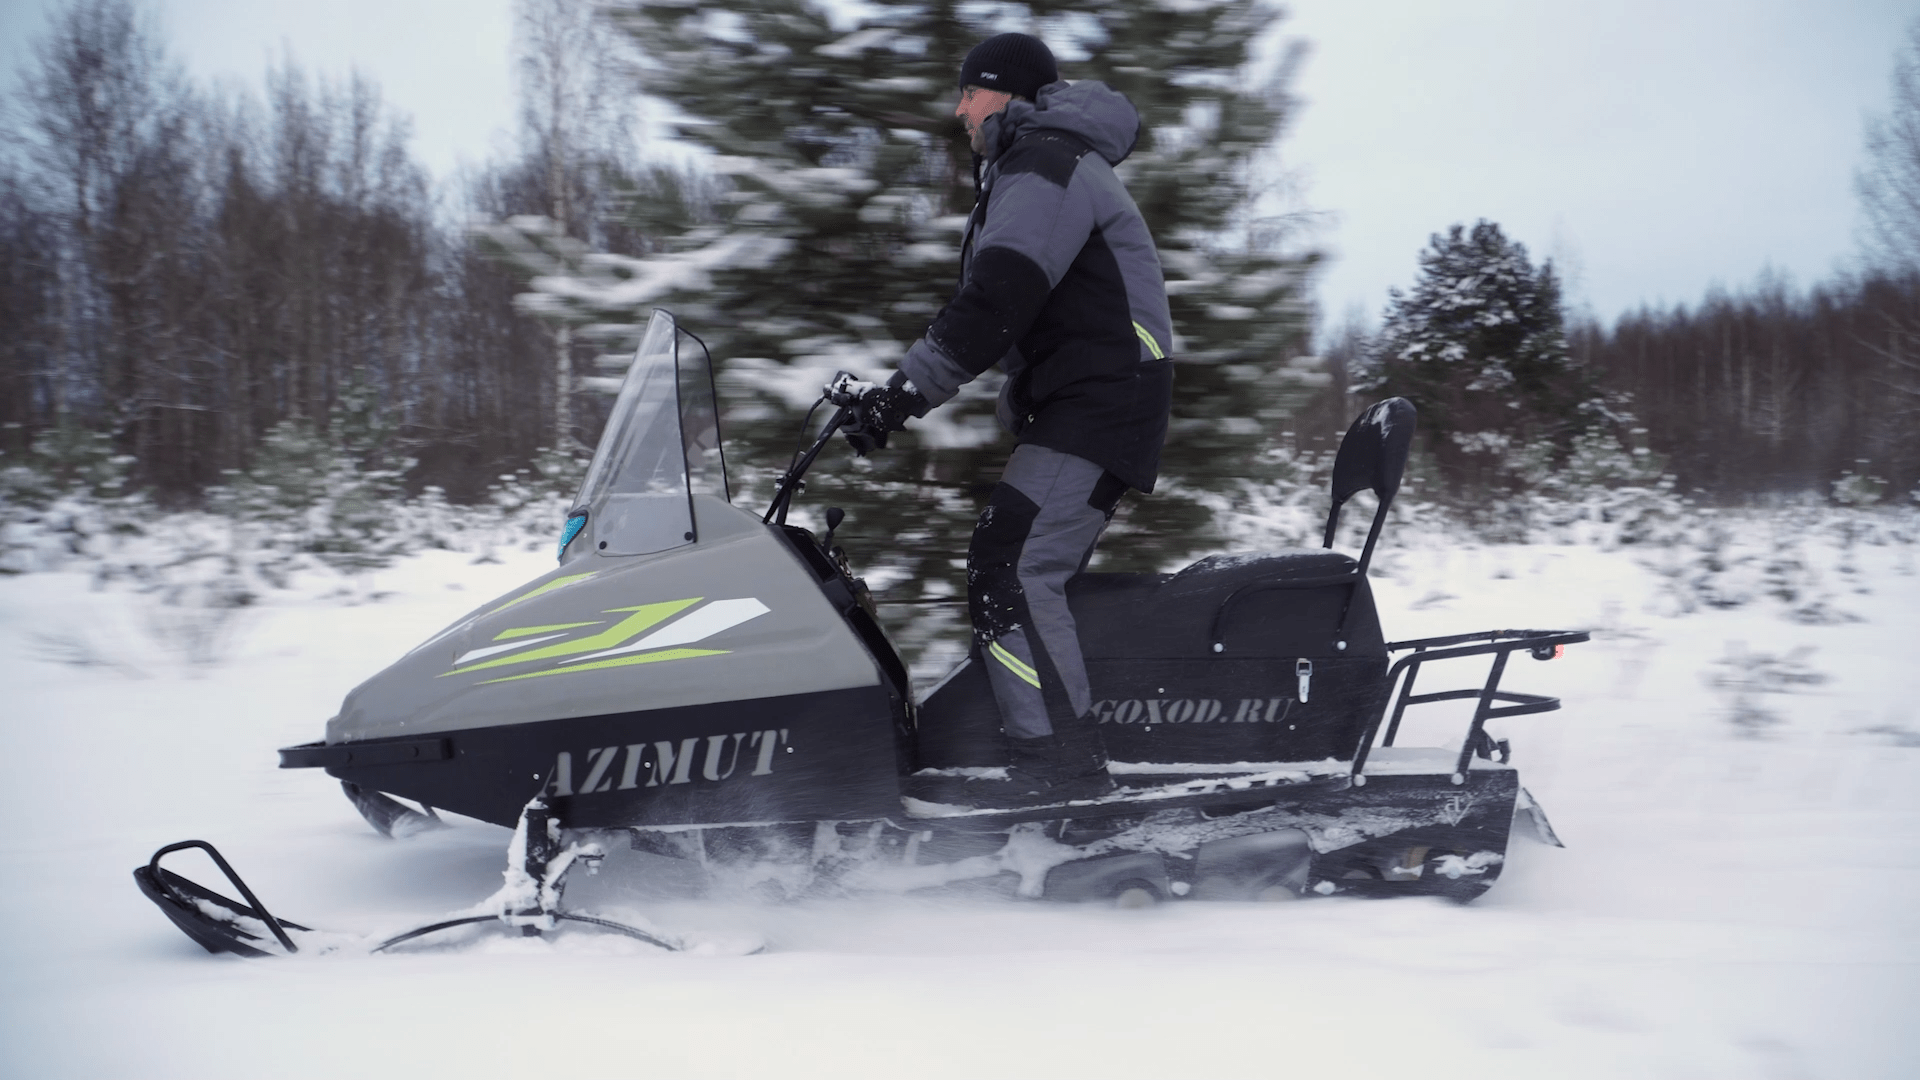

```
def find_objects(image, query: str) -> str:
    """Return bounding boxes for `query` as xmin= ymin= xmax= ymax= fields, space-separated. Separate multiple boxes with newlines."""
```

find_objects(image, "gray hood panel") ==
xmin=989 ymin=80 xmax=1141 ymax=166
xmin=326 ymin=497 xmax=880 ymax=742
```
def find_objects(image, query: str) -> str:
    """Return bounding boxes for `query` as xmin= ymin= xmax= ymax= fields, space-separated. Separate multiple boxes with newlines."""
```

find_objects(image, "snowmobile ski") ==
xmin=134 ymin=798 xmax=761 ymax=958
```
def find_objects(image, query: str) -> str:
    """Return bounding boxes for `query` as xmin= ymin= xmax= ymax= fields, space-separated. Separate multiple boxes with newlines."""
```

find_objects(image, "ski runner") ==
xmin=850 ymin=33 xmax=1174 ymax=807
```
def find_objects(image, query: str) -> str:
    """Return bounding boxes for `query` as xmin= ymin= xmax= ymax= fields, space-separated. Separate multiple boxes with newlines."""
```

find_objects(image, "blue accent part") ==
xmin=557 ymin=514 xmax=587 ymax=560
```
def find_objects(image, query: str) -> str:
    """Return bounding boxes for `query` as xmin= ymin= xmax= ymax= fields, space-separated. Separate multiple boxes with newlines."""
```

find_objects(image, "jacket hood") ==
xmin=985 ymin=80 xmax=1141 ymax=166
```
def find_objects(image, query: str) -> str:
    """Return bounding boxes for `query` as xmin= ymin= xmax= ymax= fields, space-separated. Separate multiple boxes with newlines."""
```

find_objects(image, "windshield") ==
xmin=570 ymin=310 xmax=729 ymax=558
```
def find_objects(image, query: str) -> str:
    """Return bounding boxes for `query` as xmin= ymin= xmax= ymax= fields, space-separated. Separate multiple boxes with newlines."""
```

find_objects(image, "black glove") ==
xmin=843 ymin=371 xmax=931 ymax=456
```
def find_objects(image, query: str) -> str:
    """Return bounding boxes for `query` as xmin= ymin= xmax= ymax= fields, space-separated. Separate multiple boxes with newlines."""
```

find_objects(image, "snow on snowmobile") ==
xmin=135 ymin=309 xmax=1585 ymax=958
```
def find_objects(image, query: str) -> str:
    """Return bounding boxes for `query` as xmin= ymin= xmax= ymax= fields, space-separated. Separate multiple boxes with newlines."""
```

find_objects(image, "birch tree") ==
xmin=514 ymin=0 xmax=635 ymax=452
xmin=1857 ymin=20 xmax=1920 ymax=275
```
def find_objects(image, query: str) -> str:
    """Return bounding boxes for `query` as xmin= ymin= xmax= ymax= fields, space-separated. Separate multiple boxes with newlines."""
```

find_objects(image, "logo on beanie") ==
xmin=980 ymin=71 xmax=999 ymax=80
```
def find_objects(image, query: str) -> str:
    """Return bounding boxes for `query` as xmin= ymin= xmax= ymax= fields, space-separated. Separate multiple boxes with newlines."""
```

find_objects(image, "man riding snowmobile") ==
xmin=126 ymin=35 xmax=1591 ymax=963
xmin=852 ymin=33 xmax=1175 ymax=808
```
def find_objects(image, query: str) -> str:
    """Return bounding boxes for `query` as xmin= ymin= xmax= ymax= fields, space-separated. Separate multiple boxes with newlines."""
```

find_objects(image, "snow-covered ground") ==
xmin=2 ymin=515 xmax=1917 ymax=1079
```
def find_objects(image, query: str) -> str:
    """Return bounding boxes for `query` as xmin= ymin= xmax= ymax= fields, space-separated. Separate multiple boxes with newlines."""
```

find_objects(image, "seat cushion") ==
xmin=1068 ymin=550 xmax=1382 ymax=659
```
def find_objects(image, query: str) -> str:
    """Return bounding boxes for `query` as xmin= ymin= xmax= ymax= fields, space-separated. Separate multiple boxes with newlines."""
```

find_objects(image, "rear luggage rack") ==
xmin=1351 ymin=629 xmax=1590 ymax=785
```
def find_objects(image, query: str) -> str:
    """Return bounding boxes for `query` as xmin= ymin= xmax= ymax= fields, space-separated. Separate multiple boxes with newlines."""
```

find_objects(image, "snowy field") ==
xmin=2 ymin=511 xmax=1918 ymax=1079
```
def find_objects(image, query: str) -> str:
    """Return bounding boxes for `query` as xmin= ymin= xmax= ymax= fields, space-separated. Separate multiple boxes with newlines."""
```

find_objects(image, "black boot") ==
xmin=962 ymin=726 xmax=1116 ymax=809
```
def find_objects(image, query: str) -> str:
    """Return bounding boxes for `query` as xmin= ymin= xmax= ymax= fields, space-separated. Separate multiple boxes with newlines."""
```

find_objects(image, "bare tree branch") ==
xmin=1857 ymin=19 xmax=1920 ymax=274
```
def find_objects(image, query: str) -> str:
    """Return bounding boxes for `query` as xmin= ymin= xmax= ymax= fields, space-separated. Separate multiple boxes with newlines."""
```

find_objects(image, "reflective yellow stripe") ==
xmin=989 ymin=640 xmax=1042 ymax=688
xmin=993 ymin=641 xmax=1038 ymax=682
xmin=1133 ymin=321 xmax=1165 ymax=360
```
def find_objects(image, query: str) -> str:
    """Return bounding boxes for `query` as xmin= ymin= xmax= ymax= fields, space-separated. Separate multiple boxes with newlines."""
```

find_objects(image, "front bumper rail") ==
xmin=279 ymin=737 xmax=451 ymax=770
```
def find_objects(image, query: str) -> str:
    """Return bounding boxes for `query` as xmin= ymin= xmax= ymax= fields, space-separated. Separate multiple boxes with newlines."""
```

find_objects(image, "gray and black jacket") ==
xmin=900 ymin=80 xmax=1173 ymax=493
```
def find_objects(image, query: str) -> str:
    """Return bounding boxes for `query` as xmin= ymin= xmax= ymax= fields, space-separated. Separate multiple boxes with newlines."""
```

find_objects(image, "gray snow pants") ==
xmin=968 ymin=444 xmax=1128 ymax=740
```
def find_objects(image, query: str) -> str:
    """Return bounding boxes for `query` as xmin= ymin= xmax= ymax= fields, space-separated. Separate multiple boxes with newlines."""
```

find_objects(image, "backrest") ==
xmin=1321 ymin=398 xmax=1417 ymax=577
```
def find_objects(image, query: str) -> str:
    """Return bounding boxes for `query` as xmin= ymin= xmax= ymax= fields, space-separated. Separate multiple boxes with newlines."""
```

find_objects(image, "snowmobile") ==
xmin=135 ymin=309 xmax=1585 ymax=958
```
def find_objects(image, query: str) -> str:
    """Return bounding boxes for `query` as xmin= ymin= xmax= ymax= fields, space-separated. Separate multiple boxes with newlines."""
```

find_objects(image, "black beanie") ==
xmin=957 ymin=33 xmax=1057 ymax=101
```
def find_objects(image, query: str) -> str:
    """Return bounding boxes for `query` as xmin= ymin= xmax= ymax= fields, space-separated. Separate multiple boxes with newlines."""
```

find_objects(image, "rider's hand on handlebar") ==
xmin=842 ymin=371 xmax=931 ymax=456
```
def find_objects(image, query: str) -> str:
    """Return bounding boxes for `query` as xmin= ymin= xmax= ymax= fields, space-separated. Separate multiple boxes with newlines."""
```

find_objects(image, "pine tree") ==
xmin=485 ymin=0 xmax=1321 ymax=623
xmin=1356 ymin=221 xmax=1600 ymax=496
xmin=210 ymin=383 xmax=413 ymax=574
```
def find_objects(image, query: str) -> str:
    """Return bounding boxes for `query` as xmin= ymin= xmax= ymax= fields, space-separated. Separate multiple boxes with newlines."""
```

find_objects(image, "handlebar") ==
xmin=761 ymin=372 xmax=868 ymax=526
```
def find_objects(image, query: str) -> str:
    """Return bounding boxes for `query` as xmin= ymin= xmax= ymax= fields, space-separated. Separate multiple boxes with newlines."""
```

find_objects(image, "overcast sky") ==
xmin=2 ymin=0 xmax=1915 ymax=336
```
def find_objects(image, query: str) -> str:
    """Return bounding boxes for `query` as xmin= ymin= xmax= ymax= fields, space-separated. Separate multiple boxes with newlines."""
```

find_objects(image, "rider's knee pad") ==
xmin=966 ymin=482 xmax=1040 ymax=644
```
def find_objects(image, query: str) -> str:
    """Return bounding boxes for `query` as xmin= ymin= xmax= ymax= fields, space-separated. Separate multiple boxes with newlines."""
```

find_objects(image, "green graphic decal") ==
xmin=494 ymin=621 xmax=602 ymax=641
xmin=443 ymin=597 xmax=701 ymax=677
xmin=477 ymin=647 xmax=728 ymax=684
xmin=486 ymin=572 xmax=598 ymax=615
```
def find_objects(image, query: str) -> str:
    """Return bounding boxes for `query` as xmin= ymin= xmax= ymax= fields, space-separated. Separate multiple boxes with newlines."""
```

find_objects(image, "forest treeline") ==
xmin=0 ymin=0 xmax=657 ymax=504
xmin=1 ymin=0 xmax=1916 ymax=526
xmin=1300 ymin=20 xmax=1920 ymax=505
xmin=1321 ymin=246 xmax=1920 ymax=506
xmin=1566 ymin=272 xmax=1912 ymax=499
xmin=1575 ymin=272 xmax=1920 ymax=498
